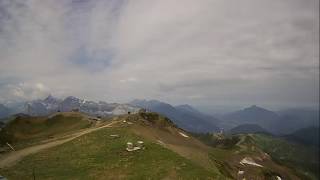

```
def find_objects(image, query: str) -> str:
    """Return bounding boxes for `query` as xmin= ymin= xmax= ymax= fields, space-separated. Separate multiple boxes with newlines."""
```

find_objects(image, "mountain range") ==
xmin=0 ymin=97 xmax=318 ymax=136
xmin=0 ymin=98 xmax=318 ymax=179
xmin=220 ymin=105 xmax=279 ymax=131
xmin=220 ymin=105 xmax=319 ymax=135
xmin=21 ymin=95 xmax=140 ymax=117
xmin=130 ymin=99 xmax=220 ymax=133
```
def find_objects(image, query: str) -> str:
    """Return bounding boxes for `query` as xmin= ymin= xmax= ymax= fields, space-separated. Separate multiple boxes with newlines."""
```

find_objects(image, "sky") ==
xmin=0 ymin=0 xmax=319 ymax=111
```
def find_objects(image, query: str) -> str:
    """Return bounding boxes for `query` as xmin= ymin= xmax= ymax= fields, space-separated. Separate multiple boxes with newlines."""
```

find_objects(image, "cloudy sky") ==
xmin=0 ymin=0 xmax=318 ymax=110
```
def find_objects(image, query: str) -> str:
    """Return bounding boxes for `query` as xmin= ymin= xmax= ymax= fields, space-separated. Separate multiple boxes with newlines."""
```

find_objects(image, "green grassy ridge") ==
xmin=191 ymin=133 xmax=240 ymax=149
xmin=128 ymin=112 xmax=177 ymax=129
xmin=0 ymin=114 xmax=92 ymax=148
xmin=252 ymin=134 xmax=319 ymax=180
xmin=0 ymin=127 xmax=225 ymax=179
xmin=208 ymin=148 xmax=234 ymax=178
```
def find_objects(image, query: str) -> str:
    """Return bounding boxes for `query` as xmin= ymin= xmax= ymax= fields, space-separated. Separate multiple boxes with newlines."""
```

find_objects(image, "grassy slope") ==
xmin=126 ymin=113 xmax=221 ymax=174
xmin=194 ymin=133 xmax=303 ymax=180
xmin=252 ymin=134 xmax=319 ymax=180
xmin=2 ymin=112 xmax=311 ymax=179
xmin=0 ymin=126 xmax=223 ymax=179
xmin=0 ymin=113 xmax=92 ymax=148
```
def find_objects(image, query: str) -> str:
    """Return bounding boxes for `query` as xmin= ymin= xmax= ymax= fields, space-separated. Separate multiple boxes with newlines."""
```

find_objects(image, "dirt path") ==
xmin=0 ymin=120 xmax=119 ymax=168
xmin=236 ymin=135 xmax=248 ymax=151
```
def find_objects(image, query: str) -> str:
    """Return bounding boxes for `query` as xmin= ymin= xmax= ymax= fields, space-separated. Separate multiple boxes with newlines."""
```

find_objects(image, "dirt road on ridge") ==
xmin=0 ymin=120 xmax=119 ymax=168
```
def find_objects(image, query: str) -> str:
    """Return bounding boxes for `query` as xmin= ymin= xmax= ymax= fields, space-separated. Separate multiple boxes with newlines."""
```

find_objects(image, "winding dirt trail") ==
xmin=0 ymin=121 xmax=119 ymax=168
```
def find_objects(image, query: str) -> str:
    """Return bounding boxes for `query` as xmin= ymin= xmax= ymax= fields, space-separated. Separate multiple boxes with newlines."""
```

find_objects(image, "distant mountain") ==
xmin=283 ymin=126 xmax=319 ymax=147
xmin=221 ymin=105 xmax=279 ymax=133
xmin=0 ymin=104 xmax=11 ymax=119
xmin=175 ymin=104 xmax=200 ymax=114
xmin=271 ymin=115 xmax=308 ymax=135
xmin=59 ymin=96 xmax=84 ymax=112
xmin=175 ymin=104 xmax=220 ymax=129
xmin=276 ymin=108 xmax=319 ymax=133
xmin=222 ymin=105 xmax=279 ymax=123
xmin=25 ymin=95 xmax=62 ymax=116
xmin=221 ymin=105 xmax=320 ymax=135
xmin=278 ymin=108 xmax=319 ymax=123
xmin=130 ymin=99 xmax=219 ymax=133
xmin=24 ymin=95 xmax=140 ymax=117
xmin=229 ymin=124 xmax=270 ymax=135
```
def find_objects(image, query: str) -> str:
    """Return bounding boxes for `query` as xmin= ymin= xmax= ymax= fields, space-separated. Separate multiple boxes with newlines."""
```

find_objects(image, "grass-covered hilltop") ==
xmin=0 ymin=111 xmax=318 ymax=179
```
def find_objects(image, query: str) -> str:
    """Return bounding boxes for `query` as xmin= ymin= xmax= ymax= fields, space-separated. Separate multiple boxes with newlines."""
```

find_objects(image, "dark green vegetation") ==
xmin=252 ymin=134 xmax=319 ymax=180
xmin=131 ymin=112 xmax=177 ymax=128
xmin=0 ymin=127 xmax=220 ymax=179
xmin=194 ymin=132 xmax=317 ymax=180
xmin=0 ymin=113 xmax=92 ymax=148
xmin=192 ymin=133 xmax=240 ymax=149
xmin=229 ymin=124 xmax=270 ymax=135
xmin=283 ymin=126 xmax=319 ymax=147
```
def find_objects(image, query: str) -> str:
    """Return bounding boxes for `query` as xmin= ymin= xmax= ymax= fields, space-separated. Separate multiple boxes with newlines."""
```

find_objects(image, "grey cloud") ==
xmin=0 ymin=0 xmax=318 ymax=109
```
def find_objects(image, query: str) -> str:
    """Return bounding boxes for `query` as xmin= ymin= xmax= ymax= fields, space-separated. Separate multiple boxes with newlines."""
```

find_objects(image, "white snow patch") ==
xmin=157 ymin=140 xmax=166 ymax=146
xmin=179 ymin=132 xmax=189 ymax=138
xmin=240 ymin=157 xmax=263 ymax=167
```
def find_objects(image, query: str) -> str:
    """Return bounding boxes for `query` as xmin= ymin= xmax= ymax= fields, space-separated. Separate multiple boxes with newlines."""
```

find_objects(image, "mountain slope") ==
xmin=193 ymin=133 xmax=302 ymax=179
xmin=0 ymin=112 xmax=226 ymax=179
xmin=283 ymin=126 xmax=319 ymax=147
xmin=229 ymin=124 xmax=270 ymax=135
xmin=221 ymin=105 xmax=280 ymax=134
xmin=130 ymin=99 xmax=219 ymax=133
xmin=252 ymin=134 xmax=319 ymax=180
xmin=0 ymin=112 xmax=93 ymax=146
xmin=175 ymin=104 xmax=220 ymax=125
xmin=278 ymin=108 xmax=319 ymax=127
xmin=0 ymin=112 xmax=307 ymax=179
xmin=221 ymin=106 xmax=320 ymax=135
xmin=175 ymin=104 xmax=201 ymax=114
xmin=0 ymin=104 xmax=10 ymax=119
xmin=273 ymin=109 xmax=319 ymax=134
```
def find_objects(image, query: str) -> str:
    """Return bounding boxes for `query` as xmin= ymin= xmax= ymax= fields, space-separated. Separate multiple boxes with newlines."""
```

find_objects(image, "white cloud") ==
xmin=0 ymin=0 xmax=318 ymax=108
xmin=0 ymin=82 xmax=50 ymax=102
xmin=120 ymin=77 xmax=138 ymax=83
